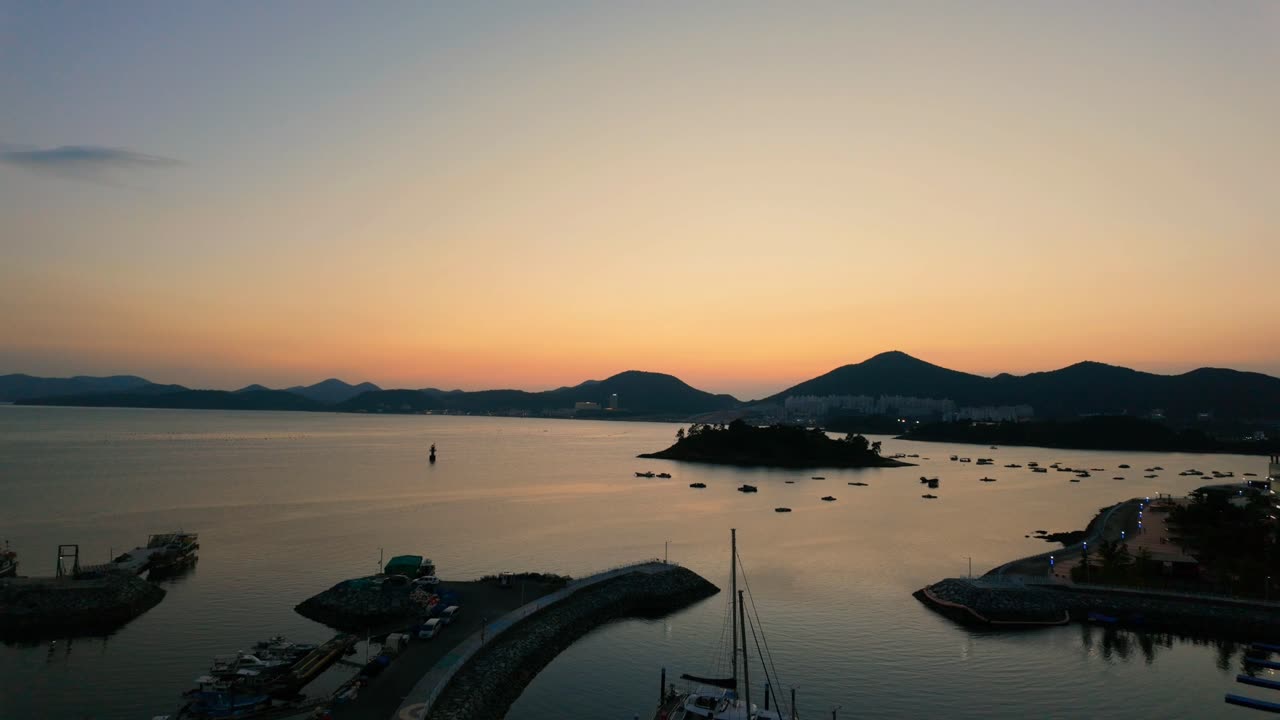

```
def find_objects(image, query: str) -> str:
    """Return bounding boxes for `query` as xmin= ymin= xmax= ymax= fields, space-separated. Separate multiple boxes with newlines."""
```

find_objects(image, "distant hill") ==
xmin=765 ymin=351 xmax=991 ymax=405
xmin=16 ymin=389 xmax=324 ymax=412
xmin=0 ymin=374 xmax=160 ymax=402
xmin=234 ymin=384 xmax=272 ymax=393
xmin=767 ymin=352 xmax=1280 ymax=422
xmin=339 ymin=370 xmax=739 ymax=416
xmin=285 ymin=379 xmax=382 ymax=405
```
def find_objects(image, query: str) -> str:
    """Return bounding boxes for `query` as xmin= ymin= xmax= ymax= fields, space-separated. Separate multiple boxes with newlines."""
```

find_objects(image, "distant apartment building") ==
xmin=574 ymin=401 xmax=600 ymax=411
xmin=945 ymin=405 xmax=1035 ymax=422
xmin=608 ymin=393 xmax=619 ymax=410
xmin=784 ymin=394 xmax=957 ymax=420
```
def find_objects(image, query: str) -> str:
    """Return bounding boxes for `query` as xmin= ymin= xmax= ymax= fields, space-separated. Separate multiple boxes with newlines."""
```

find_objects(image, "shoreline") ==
xmin=916 ymin=494 xmax=1280 ymax=642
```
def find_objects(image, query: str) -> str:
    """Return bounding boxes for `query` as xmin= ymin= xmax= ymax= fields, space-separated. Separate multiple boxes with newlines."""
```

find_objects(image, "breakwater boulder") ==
xmin=296 ymin=575 xmax=433 ymax=632
xmin=0 ymin=574 xmax=166 ymax=639
xmin=426 ymin=566 xmax=718 ymax=720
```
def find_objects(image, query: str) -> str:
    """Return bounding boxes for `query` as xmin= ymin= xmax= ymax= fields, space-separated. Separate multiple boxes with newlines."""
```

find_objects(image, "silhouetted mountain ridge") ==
xmin=339 ymin=370 xmax=739 ymax=416
xmin=286 ymin=379 xmax=382 ymax=405
xmin=768 ymin=352 xmax=1280 ymax=421
xmin=0 ymin=374 xmax=161 ymax=402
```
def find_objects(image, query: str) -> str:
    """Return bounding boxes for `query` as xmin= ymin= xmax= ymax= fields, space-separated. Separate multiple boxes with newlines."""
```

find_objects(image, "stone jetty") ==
xmin=296 ymin=575 xmax=431 ymax=632
xmin=413 ymin=564 xmax=717 ymax=720
xmin=916 ymin=577 xmax=1280 ymax=640
xmin=0 ymin=573 xmax=166 ymax=638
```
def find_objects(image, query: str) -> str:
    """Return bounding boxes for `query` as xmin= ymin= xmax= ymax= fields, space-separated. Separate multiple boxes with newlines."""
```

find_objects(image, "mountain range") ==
xmin=764 ymin=351 xmax=1280 ymax=421
xmin=5 ymin=352 xmax=1280 ymax=422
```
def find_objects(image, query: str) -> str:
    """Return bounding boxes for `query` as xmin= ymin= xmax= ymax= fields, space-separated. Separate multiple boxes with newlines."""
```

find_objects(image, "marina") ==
xmin=2 ymin=409 xmax=1278 ymax=719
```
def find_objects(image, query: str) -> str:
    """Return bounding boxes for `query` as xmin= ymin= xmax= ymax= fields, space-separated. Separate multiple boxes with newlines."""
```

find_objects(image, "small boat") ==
xmin=1004 ymin=464 xmax=1022 ymax=468
xmin=1245 ymin=472 xmax=1258 ymax=477
xmin=979 ymin=477 xmax=996 ymax=482
xmin=950 ymin=455 xmax=958 ymax=461
xmin=689 ymin=482 xmax=706 ymax=489
xmin=737 ymin=484 xmax=758 ymax=493
xmin=1118 ymin=464 xmax=1130 ymax=469
xmin=657 ymin=472 xmax=672 ymax=478
xmin=1113 ymin=476 xmax=1125 ymax=480
xmin=1032 ymin=467 xmax=1048 ymax=473
xmin=1152 ymin=466 xmax=1164 ymax=471
xmin=959 ymin=457 xmax=971 ymax=463
xmin=429 ymin=443 xmax=436 ymax=463
xmin=635 ymin=471 xmax=656 ymax=478
xmin=1027 ymin=461 xmax=1039 ymax=467
xmin=1069 ymin=478 xmax=1081 ymax=483
xmin=0 ymin=542 xmax=16 ymax=578
xmin=774 ymin=507 xmax=792 ymax=513
xmin=784 ymin=480 xmax=795 ymax=484
xmin=1090 ymin=467 xmax=1105 ymax=472
xmin=927 ymin=478 xmax=939 ymax=488
xmin=811 ymin=476 xmax=825 ymax=480
xmin=921 ymin=494 xmax=938 ymax=499
xmin=920 ymin=476 xmax=930 ymax=483
xmin=1077 ymin=471 xmax=1091 ymax=478
xmin=990 ymin=446 xmax=998 ymax=449
xmin=820 ymin=496 xmax=836 ymax=502
xmin=848 ymin=482 xmax=868 ymax=486
xmin=907 ymin=454 xmax=919 ymax=458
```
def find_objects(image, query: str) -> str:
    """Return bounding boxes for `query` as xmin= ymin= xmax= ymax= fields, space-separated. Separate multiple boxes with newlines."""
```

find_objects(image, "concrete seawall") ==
xmin=0 ymin=573 xmax=166 ymax=639
xmin=396 ymin=563 xmax=718 ymax=720
xmin=917 ymin=577 xmax=1280 ymax=640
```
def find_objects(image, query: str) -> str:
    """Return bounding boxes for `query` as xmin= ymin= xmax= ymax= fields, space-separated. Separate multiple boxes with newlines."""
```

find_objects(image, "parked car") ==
xmin=418 ymin=618 xmax=442 ymax=639
xmin=441 ymin=605 xmax=460 ymax=624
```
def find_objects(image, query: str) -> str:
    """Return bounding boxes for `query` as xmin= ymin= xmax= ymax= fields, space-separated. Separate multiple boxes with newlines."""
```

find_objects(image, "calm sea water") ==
xmin=0 ymin=406 xmax=1270 ymax=719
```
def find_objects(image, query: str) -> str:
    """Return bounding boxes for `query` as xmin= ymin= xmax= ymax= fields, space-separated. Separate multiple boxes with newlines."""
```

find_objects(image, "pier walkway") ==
xmin=388 ymin=560 xmax=676 ymax=720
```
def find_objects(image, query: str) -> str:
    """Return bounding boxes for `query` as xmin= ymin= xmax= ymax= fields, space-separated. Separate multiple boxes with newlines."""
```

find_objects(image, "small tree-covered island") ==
xmin=639 ymin=420 xmax=912 ymax=469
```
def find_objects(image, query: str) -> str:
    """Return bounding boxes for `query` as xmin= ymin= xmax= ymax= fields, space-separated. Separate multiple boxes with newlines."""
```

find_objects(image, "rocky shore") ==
xmin=917 ymin=578 xmax=1280 ymax=640
xmin=0 ymin=573 xmax=166 ymax=639
xmin=295 ymin=575 xmax=432 ymax=632
xmin=425 ymin=566 xmax=718 ymax=720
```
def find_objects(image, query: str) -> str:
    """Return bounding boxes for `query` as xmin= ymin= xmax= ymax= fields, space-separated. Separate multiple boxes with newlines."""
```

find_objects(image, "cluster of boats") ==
xmin=636 ymin=471 xmax=673 ymax=478
xmin=172 ymin=634 xmax=355 ymax=719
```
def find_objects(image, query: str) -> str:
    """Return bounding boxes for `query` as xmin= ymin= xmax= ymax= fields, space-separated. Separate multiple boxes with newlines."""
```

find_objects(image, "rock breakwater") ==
xmin=0 ymin=574 xmax=166 ymax=639
xmin=425 ymin=566 xmax=717 ymax=720
xmin=917 ymin=578 xmax=1280 ymax=640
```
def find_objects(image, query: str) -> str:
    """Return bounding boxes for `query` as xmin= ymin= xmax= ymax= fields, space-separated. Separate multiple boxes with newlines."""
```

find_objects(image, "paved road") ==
xmin=987 ymin=498 xmax=1136 ymax=578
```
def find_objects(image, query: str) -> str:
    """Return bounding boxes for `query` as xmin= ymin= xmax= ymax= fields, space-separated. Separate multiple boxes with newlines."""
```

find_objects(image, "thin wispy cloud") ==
xmin=0 ymin=144 xmax=181 ymax=183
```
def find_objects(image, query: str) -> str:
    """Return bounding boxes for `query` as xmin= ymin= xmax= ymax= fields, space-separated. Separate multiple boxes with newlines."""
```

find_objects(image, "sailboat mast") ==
xmin=739 ymin=589 xmax=750 ymax=710
xmin=731 ymin=527 xmax=738 ymax=699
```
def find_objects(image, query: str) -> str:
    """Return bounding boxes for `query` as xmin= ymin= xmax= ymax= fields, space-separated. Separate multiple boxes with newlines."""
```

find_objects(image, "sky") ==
xmin=2 ymin=1 xmax=1278 ymax=400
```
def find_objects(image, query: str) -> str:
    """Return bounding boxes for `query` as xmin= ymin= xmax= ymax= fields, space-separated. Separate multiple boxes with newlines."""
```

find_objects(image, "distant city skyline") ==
xmin=3 ymin=3 xmax=1277 ymax=401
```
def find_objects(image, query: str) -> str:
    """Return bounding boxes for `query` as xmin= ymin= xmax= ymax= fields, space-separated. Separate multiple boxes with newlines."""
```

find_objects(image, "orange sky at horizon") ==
xmin=2 ymin=4 xmax=1277 ymax=398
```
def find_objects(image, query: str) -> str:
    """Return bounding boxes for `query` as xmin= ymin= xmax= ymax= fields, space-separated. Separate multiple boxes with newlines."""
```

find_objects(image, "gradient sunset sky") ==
xmin=2 ymin=2 xmax=1277 ymax=399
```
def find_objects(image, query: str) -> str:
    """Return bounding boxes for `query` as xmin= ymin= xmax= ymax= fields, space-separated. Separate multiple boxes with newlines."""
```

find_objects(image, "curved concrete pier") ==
xmin=393 ymin=561 xmax=718 ymax=720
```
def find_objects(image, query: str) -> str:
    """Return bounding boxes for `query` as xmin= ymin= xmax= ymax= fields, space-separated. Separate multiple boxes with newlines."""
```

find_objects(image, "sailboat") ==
xmin=653 ymin=529 xmax=795 ymax=720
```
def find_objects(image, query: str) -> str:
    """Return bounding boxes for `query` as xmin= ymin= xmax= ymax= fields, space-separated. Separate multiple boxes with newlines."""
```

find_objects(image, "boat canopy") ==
xmin=679 ymin=673 xmax=737 ymax=690
xmin=385 ymin=554 xmax=424 ymax=576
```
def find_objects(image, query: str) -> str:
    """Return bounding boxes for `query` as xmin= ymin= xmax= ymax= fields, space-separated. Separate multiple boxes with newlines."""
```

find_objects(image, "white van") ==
xmin=441 ymin=605 xmax=460 ymax=624
xmin=418 ymin=618 xmax=442 ymax=639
